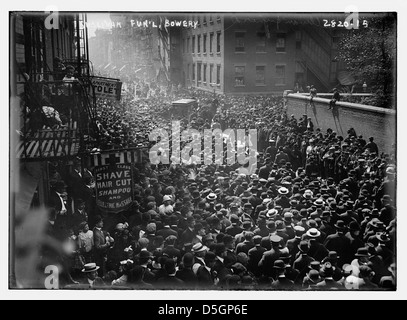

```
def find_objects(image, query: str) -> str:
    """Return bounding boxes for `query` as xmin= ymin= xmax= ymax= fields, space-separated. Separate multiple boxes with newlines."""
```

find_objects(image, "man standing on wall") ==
xmin=329 ymin=88 xmax=341 ymax=110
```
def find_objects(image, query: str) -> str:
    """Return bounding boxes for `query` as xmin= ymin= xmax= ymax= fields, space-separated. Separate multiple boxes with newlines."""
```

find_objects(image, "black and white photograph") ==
xmin=6 ymin=1 xmax=403 ymax=301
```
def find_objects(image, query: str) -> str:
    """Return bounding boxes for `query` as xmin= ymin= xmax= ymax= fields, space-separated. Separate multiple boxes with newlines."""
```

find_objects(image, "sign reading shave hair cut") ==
xmin=94 ymin=164 xmax=133 ymax=213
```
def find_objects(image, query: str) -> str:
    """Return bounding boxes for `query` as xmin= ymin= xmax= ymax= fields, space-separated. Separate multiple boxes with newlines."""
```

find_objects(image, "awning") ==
xmin=337 ymin=71 xmax=356 ymax=86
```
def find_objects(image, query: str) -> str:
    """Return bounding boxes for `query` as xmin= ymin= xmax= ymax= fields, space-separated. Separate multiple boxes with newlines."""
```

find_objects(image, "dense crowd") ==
xmin=43 ymin=81 xmax=396 ymax=291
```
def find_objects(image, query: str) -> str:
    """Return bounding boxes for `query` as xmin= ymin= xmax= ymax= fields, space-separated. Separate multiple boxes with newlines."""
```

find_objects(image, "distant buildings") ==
xmin=180 ymin=13 xmax=345 ymax=95
xmin=88 ymin=13 xmax=351 ymax=94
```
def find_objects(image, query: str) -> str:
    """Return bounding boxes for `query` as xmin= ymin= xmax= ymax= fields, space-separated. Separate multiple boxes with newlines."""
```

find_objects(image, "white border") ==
xmin=3 ymin=0 xmax=406 ymax=300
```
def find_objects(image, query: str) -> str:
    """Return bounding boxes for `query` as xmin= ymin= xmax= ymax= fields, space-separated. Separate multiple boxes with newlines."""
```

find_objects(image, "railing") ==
xmin=15 ymin=78 xmax=99 ymax=160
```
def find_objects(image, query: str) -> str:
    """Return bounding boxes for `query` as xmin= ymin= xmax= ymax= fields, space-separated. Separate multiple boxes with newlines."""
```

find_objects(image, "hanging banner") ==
xmin=95 ymin=164 xmax=133 ymax=213
xmin=91 ymin=76 xmax=122 ymax=100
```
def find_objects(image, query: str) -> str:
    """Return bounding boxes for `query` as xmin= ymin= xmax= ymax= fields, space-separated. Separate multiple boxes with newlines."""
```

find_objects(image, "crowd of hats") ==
xmin=49 ymin=85 xmax=396 ymax=290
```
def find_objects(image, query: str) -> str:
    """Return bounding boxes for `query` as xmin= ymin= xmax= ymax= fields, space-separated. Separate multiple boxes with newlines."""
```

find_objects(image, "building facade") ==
xmin=180 ymin=14 xmax=224 ymax=93
xmin=180 ymin=13 xmax=345 ymax=95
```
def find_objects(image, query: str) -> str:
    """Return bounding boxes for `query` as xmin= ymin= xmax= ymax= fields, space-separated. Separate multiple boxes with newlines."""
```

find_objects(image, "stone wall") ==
xmin=284 ymin=92 xmax=396 ymax=154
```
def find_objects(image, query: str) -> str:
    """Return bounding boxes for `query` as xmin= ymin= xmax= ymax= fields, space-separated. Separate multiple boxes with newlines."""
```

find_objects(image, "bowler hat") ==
xmin=298 ymin=240 xmax=309 ymax=253
xmin=322 ymin=251 xmax=340 ymax=264
xmin=308 ymin=261 xmax=321 ymax=270
xmin=307 ymin=269 xmax=321 ymax=283
xmin=334 ymin=220 xmax=347 ymax=230
xmin=139 ymin=250 xmax=153 ymax=259
xmin=182 ymin=252 xmax=195 ymax=268
xmin=355 ymin=247 xmax=371 ymax=258
xmin=320 ymin=262 xmax=334 ymax=277
xmin=273 ymin=260 xmax=286 ymax=269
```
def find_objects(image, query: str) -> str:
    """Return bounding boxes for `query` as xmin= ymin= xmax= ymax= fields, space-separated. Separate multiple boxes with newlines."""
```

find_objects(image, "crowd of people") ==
xmin=42 ymin=78 xmax=396 ymax=291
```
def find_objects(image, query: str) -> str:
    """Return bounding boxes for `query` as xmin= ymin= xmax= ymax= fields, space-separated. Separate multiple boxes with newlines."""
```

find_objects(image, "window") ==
xmin=216 ymin=32 xmax=221 ymax=53
xmin=192 ymin=36 xmax=195 ymax=53
xmin=295 ymin=30 xmax=302 ymax=49
xmin=210 ymin=33 xmax=214 ymax=53
xmin=183 ymin=39 xmax=186 ymax=53
xmin=203 ymin=64 xmax=207 ymax=83
xmin=192 ymin=63 xmax=196 ymax=81
xmin=197 ymin=63 xmax=202 ymax=83
xmin=203 ymin=34 xmax=207 ymax=53
xmin=235 ymin=66 xmax=245 ymax=86
xmin=216 ymin=65 xmax=221 ymax=85
xmin=203 ymin=15 xmax=207 ymax=25
xmin=210 ymin=64 xmax=214 ymax=84
xmin=217 ymin=15 xmax=221 ymax=22
xmin=187 ymin=37 xmax=190 ymax=53
xmin=256 ymin=66 xmax=266 ymax=85
xmin=256 ymin=32 xmax=266 ymax=52
xmin=187 ymin=64 xmax=190 ymax=80
xmin=197 ymin=35 xmax=201 ymax=53
xmin=275 ymin=65 xmax=285 ymax=85
xmin=276 ymin=33 xmax=286 ymax=53
xmin=209 ymin=15 xmax=213 ymax=24
xmin=235 ymin=32 xmax=245 ymax=52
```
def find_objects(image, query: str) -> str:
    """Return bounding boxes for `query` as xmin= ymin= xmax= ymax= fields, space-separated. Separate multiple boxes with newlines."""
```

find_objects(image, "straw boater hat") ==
xmin=82 ymin=263 xmax=100 ymax=273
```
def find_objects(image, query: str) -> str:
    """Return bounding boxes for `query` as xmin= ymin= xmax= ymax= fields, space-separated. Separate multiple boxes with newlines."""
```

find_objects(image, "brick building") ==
xmin=180 ymin=13 xmax=345 ymax=95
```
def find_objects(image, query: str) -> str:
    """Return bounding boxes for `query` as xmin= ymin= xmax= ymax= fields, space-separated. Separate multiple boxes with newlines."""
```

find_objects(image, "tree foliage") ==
xmin=337 ymin=13 xmax=396 ymax=108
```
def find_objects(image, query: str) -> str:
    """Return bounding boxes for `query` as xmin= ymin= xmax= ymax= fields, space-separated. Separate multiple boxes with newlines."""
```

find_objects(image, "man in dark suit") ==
xmin=258 ymin=158 xmax=273 ymax=180
xmin=196 ymin=251 xmax=217 ymax=289
xmin=93 ymin=215 xmax=113 ymax=277
xmin=176 ymin=252 xmax=198 ymax=289
xmin=78 ymin=263 xmax=105 ymax=288
xmin=324 ymin=220 xmax=352 ymax=268
xmin=315 ymin=262 xmax=343 ymax=290
xmin=306 ymin=228 xmax=329 ymax=263
xmin=286 ymin=226 xmax=305 ymax=265
xmin=270 ymin=260 xmax=295 ymax=290
xmin=293 ymin=240 xmax=315 ymax=280
xmin=180 ymin=216 xmax=196 ymax=246
xmin=156 ymin=216 xmax=179 ymax=240
xmin=247 ymin=235 xmax=266 ymax=277
xmin=212 ymin=243 xmax=231 ymax=286
xmin=258 ymin=235 xmax=282 ymax=278
xmin=48 ymin=180 xmax=70 ymax=236
xmin=69 ymin=198 xmax=88 ymax=233
xmin=235 ymin=231 xmax=255 ymax=255
xmin=162 ymin=235 xmax=182 ymax=264
xmin=156 ymin=259 xmax=185 ymax=289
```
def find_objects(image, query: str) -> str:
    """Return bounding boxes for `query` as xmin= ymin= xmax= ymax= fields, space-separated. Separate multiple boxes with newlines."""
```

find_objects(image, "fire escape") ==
xmin=14 ymin=14 xmax=98 ymax=163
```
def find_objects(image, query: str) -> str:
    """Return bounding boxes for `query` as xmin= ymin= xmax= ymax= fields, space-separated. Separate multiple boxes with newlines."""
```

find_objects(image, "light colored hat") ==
xmin=82 ymin=263 xmax=100 ymax=273
xmin=163 ymin=195 xmax=173 ymax=202
xmin=278 ymin=187 xmax=289 ymax=195
xmin=191 ymin=243 xmax=208 ymax=253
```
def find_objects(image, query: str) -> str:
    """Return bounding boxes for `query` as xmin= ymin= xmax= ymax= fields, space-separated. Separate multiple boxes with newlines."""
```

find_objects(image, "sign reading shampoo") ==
xmin=91 ymin=77 xmax=122 ymax=100
xmin=95 ymin=164 xmax=133 ymax=213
